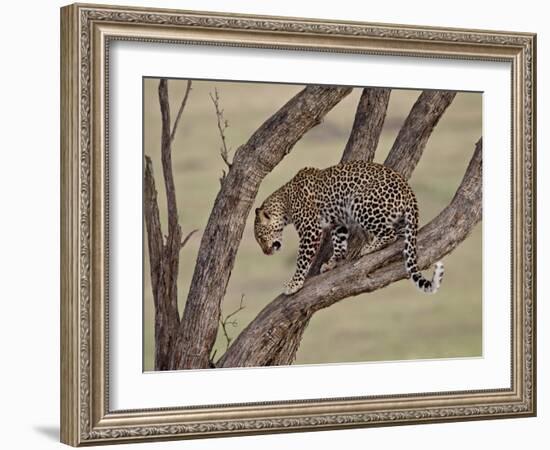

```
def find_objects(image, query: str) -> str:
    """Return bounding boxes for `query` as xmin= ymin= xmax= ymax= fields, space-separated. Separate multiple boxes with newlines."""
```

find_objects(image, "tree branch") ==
xmin=170 ymin=80 xmax=192 ymax=143
xmin=159 ymin=79 xmax=181 ymax=237
xmin=144 ymin=79 xmax=195 ymax=370
xmin=384 ymin=90 xmax=456 ymax=180
xmin=218 ymin=295 xmax=246 ymax=353
xmin=218 ymin=138 xmax=482 ymax=368
xmin=143 ymin=156 xmax=163 ymax=315
xmin=170 ymin=85 xmax=353 ymax=370
xmin=341 ymin=88 xmax=391 ymax=163
xmin=144 ymin=153 xmax=181 ymax=370
xmin=209 ymin=88 xmax=233 ymax=170
xmin=181 ymin=229 xmax=198 ymax=249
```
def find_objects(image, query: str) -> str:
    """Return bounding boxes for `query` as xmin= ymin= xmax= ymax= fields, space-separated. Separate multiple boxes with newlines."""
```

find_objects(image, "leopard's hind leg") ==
xmin=359 ymin=225 xmax=397 ymax=256
xmin=320 ymin=225 xmax=349 ymax=273
xmin=353 ymin=209 xmax=400 ymax=256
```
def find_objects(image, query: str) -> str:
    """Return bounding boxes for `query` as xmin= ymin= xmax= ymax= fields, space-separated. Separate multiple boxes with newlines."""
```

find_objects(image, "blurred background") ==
xmin=143 ymin=78 xmax=482 ymax=371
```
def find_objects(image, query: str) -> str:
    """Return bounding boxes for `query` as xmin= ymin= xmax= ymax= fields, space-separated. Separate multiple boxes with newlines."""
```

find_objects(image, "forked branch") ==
xmin=169 ymin=85 xmax=353 ymax=370
xmin=146 ymin=81 xmax=470 ymax=372
xmin=144 ymin=79 xmax=195 ymax=370
xmin=218 ymin=138 xmax=482 ymax=368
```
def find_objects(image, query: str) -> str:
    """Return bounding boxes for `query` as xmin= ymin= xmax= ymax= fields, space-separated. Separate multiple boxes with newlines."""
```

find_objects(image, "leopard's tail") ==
xmin=402 ymin=209 xmax=444 ymax=294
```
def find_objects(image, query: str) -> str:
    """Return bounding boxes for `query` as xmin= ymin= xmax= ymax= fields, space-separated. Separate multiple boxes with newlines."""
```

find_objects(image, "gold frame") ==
xmin=60 ymin=2 xmax=536 ymax=446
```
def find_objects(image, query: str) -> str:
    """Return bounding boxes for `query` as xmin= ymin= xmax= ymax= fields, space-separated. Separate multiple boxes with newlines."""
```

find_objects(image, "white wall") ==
xmin=0 ymin=0 xmax=546 ymax=448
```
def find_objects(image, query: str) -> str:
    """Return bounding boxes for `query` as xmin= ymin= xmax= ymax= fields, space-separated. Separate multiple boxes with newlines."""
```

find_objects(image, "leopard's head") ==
xmin=254 ymin=205 xmax=286 ymax=256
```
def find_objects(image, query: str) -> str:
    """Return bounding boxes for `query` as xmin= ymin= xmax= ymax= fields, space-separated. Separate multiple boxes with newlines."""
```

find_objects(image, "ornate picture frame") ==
xmin=60 ymin=3 xmax=536 ymax=446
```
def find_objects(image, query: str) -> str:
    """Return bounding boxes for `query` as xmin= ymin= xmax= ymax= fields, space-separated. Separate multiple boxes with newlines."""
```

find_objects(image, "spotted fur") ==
xmin=254 ymin=161 xmax=444 ymax=295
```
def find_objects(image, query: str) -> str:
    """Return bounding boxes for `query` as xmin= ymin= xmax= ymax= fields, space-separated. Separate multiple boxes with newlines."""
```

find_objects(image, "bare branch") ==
xmin=144 ymin=154 xmax=180 ymax=370
xmin=218 ymin=138 xmax=482 ymax=368
xmin=219 ymin=295 xmax=246 ymax=352
xmin=210 ymin=88 xmax=233 ymax=168
xmin=158 ymin=79 xmax=181 ymax=236
xmin=170 ymin=80 xmax=193 ymax=143
xmin=170 ymin=85 xmax=353 ymax=370
xmin=181 ymin=229 xmax=198 ymax=249
xmin=144 ymin=79 xmax=195 ymax=370
xmin=143 ymin=156 xmax=163 ymax=309
xmin=384 ymin=90 xmax=456 ymax=179
xmin=341 ymin=88 xmax=391 ymax=163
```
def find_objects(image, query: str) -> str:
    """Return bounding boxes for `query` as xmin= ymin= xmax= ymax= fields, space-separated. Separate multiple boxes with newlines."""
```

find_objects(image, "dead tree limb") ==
xmin=143 ymin=157 xmax=170 ymax=370
xmin=219 ymin=295 xmax=246 ymax=352
xmin=170 ymin=81 xmax=192 ymax=143
xmin=169 ymin=85 xmax=353 ymax=370
xmin=218 ymin=138 xmax=482 ymax=368
xmin=209 ymin=88 xmax=233 ymax=170
xmin=143 ymin=79 xmax=193 ymax=370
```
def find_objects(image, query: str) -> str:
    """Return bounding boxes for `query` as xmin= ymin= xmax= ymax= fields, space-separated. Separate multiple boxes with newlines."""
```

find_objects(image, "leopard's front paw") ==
xmin=320 ymin=259 xmax=336 ymax=273
xmin=284 ymin=279 xmax=304 ymax=296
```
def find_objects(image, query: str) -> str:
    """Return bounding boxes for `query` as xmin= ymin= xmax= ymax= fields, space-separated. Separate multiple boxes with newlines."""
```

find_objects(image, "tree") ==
xmin=144 ymin=79 xmax=481 ymax=371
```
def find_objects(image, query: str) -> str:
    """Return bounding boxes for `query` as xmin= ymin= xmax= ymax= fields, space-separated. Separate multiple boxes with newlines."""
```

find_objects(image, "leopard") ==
xmin=254 ymin=160 xmax=444 ymax=296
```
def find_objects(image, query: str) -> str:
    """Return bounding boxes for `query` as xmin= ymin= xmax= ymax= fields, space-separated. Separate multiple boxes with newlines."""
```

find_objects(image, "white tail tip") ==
xmin=431 ymin=261 xmax=445 ymax=293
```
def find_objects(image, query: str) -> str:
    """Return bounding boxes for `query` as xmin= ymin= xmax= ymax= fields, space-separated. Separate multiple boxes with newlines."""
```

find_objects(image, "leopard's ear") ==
xmin=255 ymin=207 xmax=270 ymax=222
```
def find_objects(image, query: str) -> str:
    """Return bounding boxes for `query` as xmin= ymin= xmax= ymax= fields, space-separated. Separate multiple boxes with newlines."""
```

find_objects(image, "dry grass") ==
xmin=143 ymin=78 xmax=482 ymax=371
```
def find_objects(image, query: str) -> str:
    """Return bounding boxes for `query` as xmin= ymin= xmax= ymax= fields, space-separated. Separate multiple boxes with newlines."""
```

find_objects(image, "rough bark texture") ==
xmin=341 ymin=88 xmax=391 ymax=163
xmin=384 ymin=90 xmax=456 ymax=179
xmin=143 ymin=158 xmax=171 ymax=370
xmin=218 ymin=138 xmax=482 ymax=368
xmin=169 ymin=85 xmax=353 ymax=370
xmin=143 ymin=80 xmax=188 ymax=370
xmin=144 ymin=81 xmax=477 ymax=371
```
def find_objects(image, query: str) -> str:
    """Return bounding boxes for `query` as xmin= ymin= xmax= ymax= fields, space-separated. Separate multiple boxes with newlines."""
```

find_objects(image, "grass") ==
xmin=143 ymin=78 xmax=482 ymax=371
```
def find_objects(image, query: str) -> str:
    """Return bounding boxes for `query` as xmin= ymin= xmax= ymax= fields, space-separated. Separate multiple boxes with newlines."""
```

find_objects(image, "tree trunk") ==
xmin=169 ymin=85 xmax=353 ymax=370
xmin=144 ymin=79 xmax=194 ymax=370
xmin=143 ymin=81 xmax=479 ymax=371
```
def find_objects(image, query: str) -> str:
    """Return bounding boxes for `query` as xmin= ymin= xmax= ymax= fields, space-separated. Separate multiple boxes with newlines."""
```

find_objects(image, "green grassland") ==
xmin=143 ymin=78 xmax=482 ymax=371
